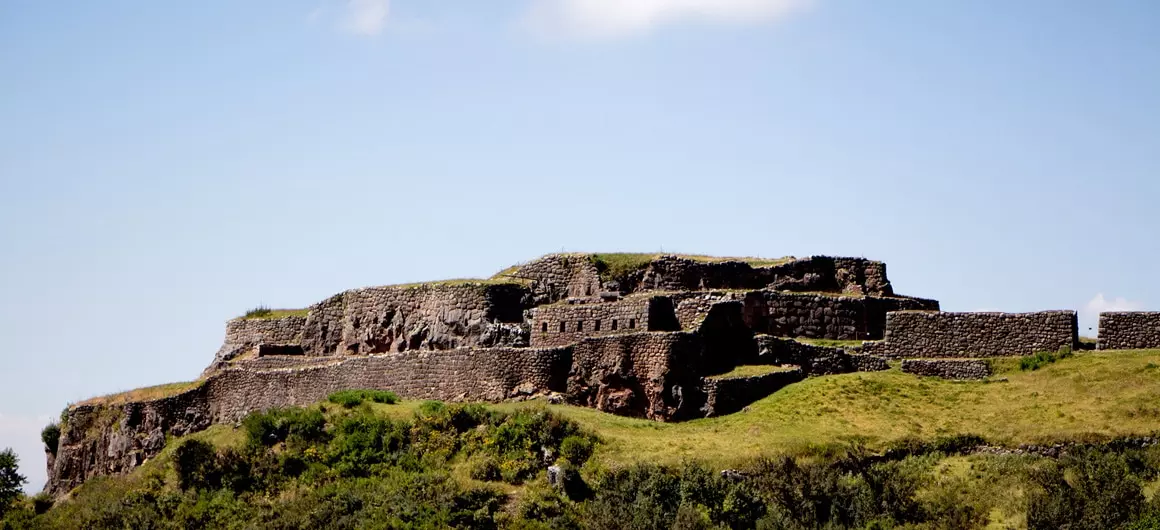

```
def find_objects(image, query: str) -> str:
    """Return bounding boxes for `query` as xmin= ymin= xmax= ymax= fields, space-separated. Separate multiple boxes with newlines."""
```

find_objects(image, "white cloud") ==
xmin=0 ymin=412 xmax=53 ymax=493
xmin=343 ymin=0 xmax=390 ymax=36
xmin=1081 ymin=293 xmax=1144 ymax=336
xmin=1086 ymin=293 xmax=1143 ymax=315
xmin=523 ymin=0 xmax=813 ymax=38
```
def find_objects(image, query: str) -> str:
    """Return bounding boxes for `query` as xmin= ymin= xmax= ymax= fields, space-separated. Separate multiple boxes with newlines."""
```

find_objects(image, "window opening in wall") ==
xmin=594 ymin=320 xmax=601 ymax=331
xmin=542 ymin=322 xmax=548 ymax=333
xmin=611 ymin=319 xmax=618 ymax=330
xmin=559 ymin=322 xmax=566 ymax=333
xmin=577 ymin=321 xmax=584 ymax=332
xmin=629 ymin=318 xmax=636 ymax=329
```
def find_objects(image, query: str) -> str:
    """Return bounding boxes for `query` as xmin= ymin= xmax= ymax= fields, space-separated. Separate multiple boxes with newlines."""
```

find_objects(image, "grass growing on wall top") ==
xmin=794 ymin=338 xmax=868 ymax=348
xmin=240 ymin=307 xmax=310 ymax=320
xmin=708 ymin=364 xmax=799 ymax=379
xmin=77 ymin=380 xmax=206 ymax=407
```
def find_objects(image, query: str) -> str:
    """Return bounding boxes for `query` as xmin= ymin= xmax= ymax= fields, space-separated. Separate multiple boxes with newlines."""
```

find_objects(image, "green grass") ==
xmin=481 ymin=349 xmax=1160 ymax=469
xmin=708 ymin=364 xmax=798 ymax=379
xmin=794 ymin=338 xmax=867 ymax=348
xmin=240 ymin=307 xmax=310 ymax=320
xmin=1019 ymin=347 xmax=1073 ymax=371
xmin=77 ymin=381 xmax=205 ymax=407
xmin=327 ymin=389 xmax=400 ymax=408
xmin=378 ymin=277 xmax=531 ymax=289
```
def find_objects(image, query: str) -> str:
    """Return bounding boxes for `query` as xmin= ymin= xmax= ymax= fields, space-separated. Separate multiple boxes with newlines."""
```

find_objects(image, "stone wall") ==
xmin=755 ymin=335 xmax=888 ymax=375
xmin=901 ymin=359 xmax=992 ymax=380
xmin=567 ymin=332 xmax=708 ymax=421
xmin=742 ymin=291 xmax=939 ymax=341
xmin=209 ymin=315 xmax=306 ymax=367
xmin=297 ymin=282 xmax=530 ymax=357
xmin=625 ymin=255 xmax=896 ymax=296
xmin=701 ymin=369 xmax=804 ymax=417
xmin=863 ymin=311 xmax=1078 ymax=358
xmin=504 ymin=254 xmax=603 ymax=304
xmin=1098 ymin=312 xmax=1160 ymax=350
xmin=529 ymin=296 xmax=671 ymax=347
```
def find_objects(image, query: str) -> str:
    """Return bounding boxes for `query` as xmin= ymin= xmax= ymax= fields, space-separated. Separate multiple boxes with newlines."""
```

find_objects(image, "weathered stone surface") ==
xmin=208 ymin=316 xmax=306 ymax=369
xmin=1098 ymin=312 xmax=1160 ymax=350
xmin=862 ymin=311 xmax=1078 ymax=358
xmin=901 ymin=359 xmax=992 ymax=380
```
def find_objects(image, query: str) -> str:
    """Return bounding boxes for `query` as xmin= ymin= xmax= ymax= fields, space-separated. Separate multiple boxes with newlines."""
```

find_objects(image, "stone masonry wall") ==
xmin=1099 ymin=312 xmax=1160 ymax=350
xmin=568 ymin=332 xmax=707 ymax=421
xmin=901 ymin=359 xmax=992 ymax=380
xmin=297 ymin=283 xmax=529 ymax=357
xmin=742 ymin=291 xmax=939 ymax=341
xmin=529 ymin=296 xmax=655 ymax=347
xmin=625 ymin=255 xmax=895 ymax=296
xmin=505 ymin=254 xmax=603 ymax=304
xmin=864 ymin=311 xmax=1078 ymax=358
xmin=755 ymin=335 xmax=889 ymax=376
xmin=701 ymin=369 xmax=804 ymax=417
xmin=49 ymin=345 xmax=571 ymax=496
xmin=210 ymin=316 xmax=306 ymax=366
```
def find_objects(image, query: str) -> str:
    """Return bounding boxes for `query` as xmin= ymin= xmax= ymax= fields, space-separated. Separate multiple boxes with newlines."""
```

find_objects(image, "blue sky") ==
xmin=2 ymin=0 xmax=1158 ymax=491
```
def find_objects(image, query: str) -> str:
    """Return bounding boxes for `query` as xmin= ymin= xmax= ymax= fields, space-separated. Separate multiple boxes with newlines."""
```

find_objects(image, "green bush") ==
xmin=1020 ymin=346 xmax=1074 ymax=371
xmin=326 ymin=389 xmax=400 ymax=408
xmin=174 ymin=439 xmax=218 ymax=491
xmin=1027 ymin=448 xmax=1144 ymax=530
xmin=0 ymin=449 xmax=25 ymax=520
xmin=242 ymin=407 xmax=327 ymax=449
xmin=559 ymin=435 xmax=595 ymax=466
xmin=242 ymin=306 xmax=271 ymax=318
xmin=40 ymin=423 xmax=61 ymax=456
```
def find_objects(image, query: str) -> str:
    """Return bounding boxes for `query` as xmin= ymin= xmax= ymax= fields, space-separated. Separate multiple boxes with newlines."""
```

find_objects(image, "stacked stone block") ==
xmin=529 ymin=296 xmax=656 ymax=347
xmin=1098 ymin=312 xmax=1160 ymax=350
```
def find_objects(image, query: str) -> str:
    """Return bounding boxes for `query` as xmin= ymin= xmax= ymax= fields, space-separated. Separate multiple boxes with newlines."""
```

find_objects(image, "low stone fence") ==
xmin=863 ymin=310 xmax=1077 ymax=358
xmin=1099 ymin=312 xmax=1160 ymax=350
xmin=701 ymin=369 xmax=803 ymax=416
xmin=901 ymin=359 xmax=992 ymax=380
xmin=754 ymin=335 xmax=889 ymax=375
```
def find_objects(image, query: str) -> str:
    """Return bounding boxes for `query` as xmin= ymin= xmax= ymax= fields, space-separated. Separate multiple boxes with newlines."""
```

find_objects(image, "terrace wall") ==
xmin=528 ymin=296 xmax=667 ymax=347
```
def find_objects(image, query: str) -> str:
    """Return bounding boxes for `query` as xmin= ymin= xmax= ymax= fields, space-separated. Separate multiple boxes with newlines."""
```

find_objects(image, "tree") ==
xmin=0 ymin=448 xmax=26 ymax=517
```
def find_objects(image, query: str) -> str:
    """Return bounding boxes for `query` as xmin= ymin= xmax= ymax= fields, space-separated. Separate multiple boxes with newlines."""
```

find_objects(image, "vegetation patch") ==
xmin=794 ymin=337 xmax=867 ymax=348
xmin=326 ymin=389 xmax=400 ymax=408
xmin=1019 ymin=346 xmax=1074 ymax=371
xmin=709 ymin=364 xmax=797 ymax=379
xmin=240 ymin=306 xmax=310 ymax=320
xmin=76 ymin=380 xmax=205 ymax=407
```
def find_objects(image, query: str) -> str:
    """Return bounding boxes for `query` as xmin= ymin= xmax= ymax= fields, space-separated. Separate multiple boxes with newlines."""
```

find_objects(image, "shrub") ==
xmin=1020 ymin=346 xmax=1074 ymax=371
xmin=559 ymin=435 xmax=595 ymax=466
xmin=242 ymin=407 xmax=328 ymax=449
xmin=174 ymin=439 xmax=218 ymax=491
xmin=0 ymin=449 xmax=25 ymax=519
xmin=467 ymin=454 xmax=501 ymax=482
xmin=40 ymin=423 xmax=61 ymax=456
xmin=327 ymin=389 xmax=400 ymax=408
xmin=1027 ymin=448 xmax=1144 ymax=530
xmin=243 ymin=306 xmax=272 ymax=318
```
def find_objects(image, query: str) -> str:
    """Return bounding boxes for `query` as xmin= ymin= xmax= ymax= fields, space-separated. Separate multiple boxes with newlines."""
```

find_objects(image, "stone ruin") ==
xmin=44 ymin=252 xmax=1160 ymax=495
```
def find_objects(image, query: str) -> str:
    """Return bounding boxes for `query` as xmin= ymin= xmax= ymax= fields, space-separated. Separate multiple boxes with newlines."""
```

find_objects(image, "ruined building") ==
xmin=51 ymin=251 xmax=1160 ymax=495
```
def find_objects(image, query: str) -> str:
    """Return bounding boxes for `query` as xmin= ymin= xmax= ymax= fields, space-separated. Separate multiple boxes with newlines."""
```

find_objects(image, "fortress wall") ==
xmin=507 ymin=254 xmax=603 ymax=304
xmin=205 ymin=346 xmax=571 ymax=422
xmin=674 ymin=292 xmax=743 ymax=329
xmin=297 ymin=283 xmax=530 ymax=356
xmin=212 ymin=316 xmax=306 ymax=365
xmin=750 ymin=291 xmax=940 ymax=341
xmin=901 ymin=359 xmax=992 ymax=380
xmin=568 ymin=332 xmax=707 ymax=421
xmin=529 ymin=297 xmax=654 ymax=347
xmin=865 ymin=311 xmax=1078 ymax=358
xmin=1098 ymin=312 xmax=1160 ymax=350
xmin=50 ymin=345 xmax=571 ymax=496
